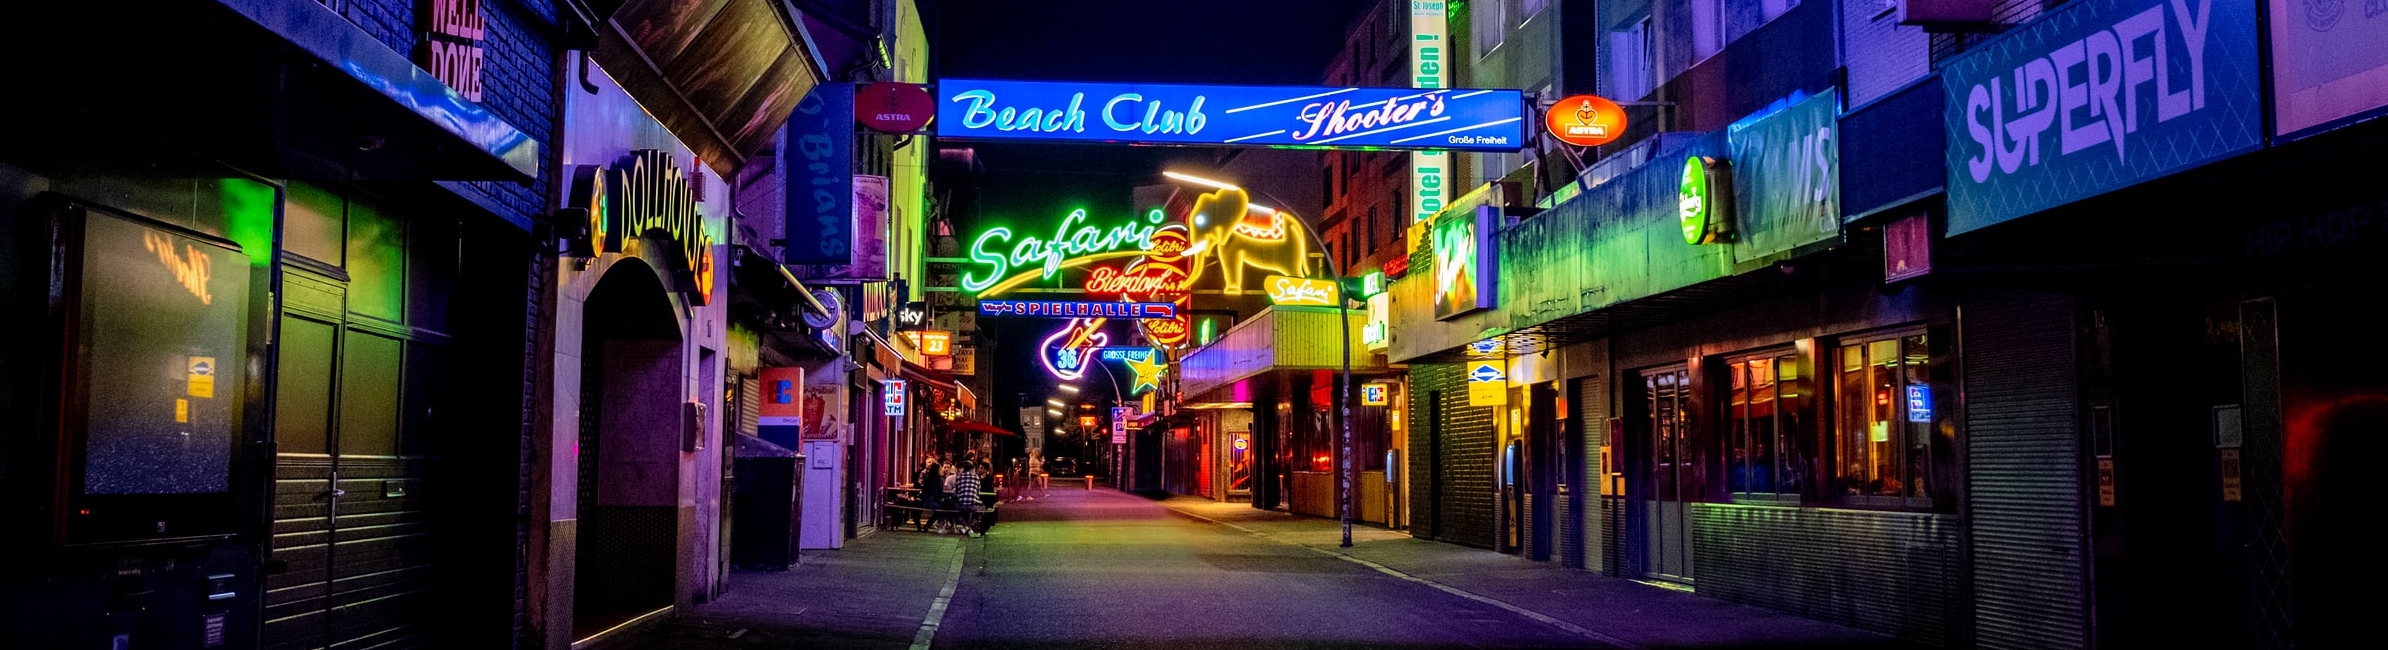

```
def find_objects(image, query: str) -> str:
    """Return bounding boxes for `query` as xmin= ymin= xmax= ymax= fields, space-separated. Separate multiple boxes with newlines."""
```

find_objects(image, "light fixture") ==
xmin=1057 ymin=384 xmax=1080 ymax=394
xmin=1163 ymin=171 xmax=1238 ymax=191
xmin=1046 ymin=399 xmax=1066 ymax=408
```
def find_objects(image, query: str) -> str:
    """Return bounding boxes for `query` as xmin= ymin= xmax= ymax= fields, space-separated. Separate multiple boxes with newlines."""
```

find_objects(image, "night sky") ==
xmin=929 ymin=0 xmax=1373 ymax=417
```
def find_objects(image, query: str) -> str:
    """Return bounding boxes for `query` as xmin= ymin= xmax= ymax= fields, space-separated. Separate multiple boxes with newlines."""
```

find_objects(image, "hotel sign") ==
xmin=936 ymin=78 xmax=1525 ymax=152
xmin=1944 ymin=0 xmax=2259 ymax=235
xmin=1412 ymin=1 xmax=1450 ymax=224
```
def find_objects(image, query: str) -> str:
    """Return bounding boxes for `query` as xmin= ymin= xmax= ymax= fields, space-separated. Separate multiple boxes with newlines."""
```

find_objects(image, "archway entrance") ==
xmin=573 ymin=258 xmax=689 ymax=638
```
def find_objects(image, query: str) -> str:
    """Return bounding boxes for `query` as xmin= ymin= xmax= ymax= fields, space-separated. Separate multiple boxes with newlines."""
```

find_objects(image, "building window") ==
xmin=1724 ymin=0 xmax=1799 ymax=43
xmin=1473 ymin=0 xmax=1507 ymax=58
xmin=1520 ymin=0 xmax=1548 ymax=23
xmin=1726 ymin=351 xmax=1810 ymax=501
xmin=1608 ymin=18 xmax=1654 ymax=100
xmin=1833 ymin=331 xmax=1933 ymax=506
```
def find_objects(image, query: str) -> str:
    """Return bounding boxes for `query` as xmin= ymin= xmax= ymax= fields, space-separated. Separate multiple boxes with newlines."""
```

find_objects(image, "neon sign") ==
xmin=1124 ymin=353 xmax=1165 ymax=394
xmin=1084 ymin=264 xmax=1187 ymax=297
xmin=903 ymin=330 xmax=952 ymax=356
xmin=937 ymin=79 xmax=1527 ymax=151
xmin=1099 ymin=347 xmax=1159 ymax=361
xmin=567 ymin=150 xmax=718 ymax=305
xmin=1361 ymin=383 xmax=1390 ymax=406
xmin=144 ymin=230 xmax=215 ymax=304
xmin=1132 ymin=223 xmax=1195 ymax=348
xmin=1432 ymin=207 xmax=1496 ymax=320
xmin=963 ymin=208 xmax=1161 ymax=293
xmin=980 ymin=300 xmax=1178 ymax=319
xmin=1264 ymin=275 xmax=1337 ymax=306
xmin=1041 ymin=320 xmax=1107 ymax=381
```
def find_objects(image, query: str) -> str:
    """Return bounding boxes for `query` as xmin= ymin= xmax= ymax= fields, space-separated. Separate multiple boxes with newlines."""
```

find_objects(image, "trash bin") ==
xmin=732 ymin=435 xmax=802 ymax=570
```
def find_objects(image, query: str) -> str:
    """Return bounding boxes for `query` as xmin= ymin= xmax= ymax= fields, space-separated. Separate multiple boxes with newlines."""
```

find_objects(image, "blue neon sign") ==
xmin=979 ymin=299 xmax=1178 ymax=319
xmin=936 ymin=78 xmax=1528 ymax=152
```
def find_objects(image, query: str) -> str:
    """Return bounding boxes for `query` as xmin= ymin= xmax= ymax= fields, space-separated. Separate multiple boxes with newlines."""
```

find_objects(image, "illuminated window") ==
xmin=1833 ymin=330 xmax=1934 ymax=507
xmin=1726 ymin=351 xmax=1809 ymax=500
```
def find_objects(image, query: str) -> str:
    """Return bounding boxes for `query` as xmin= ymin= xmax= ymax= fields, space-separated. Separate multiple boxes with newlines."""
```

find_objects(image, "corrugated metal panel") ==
xmin=739 ymin=375 xmax=761 ymax=437
xmin=1577 ymin=374 xmax=1609 ymax=573
xmin=1964 ymin=291 xmax=2088 ymax=649
xmin=1692 ymin=504 xmax=1959 ymax=646
xmin=1182 ymin=307 xmax=1381 ymax=399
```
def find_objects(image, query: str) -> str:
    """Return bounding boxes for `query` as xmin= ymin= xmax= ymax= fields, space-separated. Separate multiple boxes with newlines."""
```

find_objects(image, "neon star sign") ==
xmin=963 ymin=208 xmax=1163 ymax=294
xmin=1124 ymin=352 xmax=1166 ymax=394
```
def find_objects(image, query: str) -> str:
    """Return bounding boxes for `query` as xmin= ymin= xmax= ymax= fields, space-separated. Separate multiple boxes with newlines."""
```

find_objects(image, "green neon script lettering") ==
xmin=962 ymin=209 xmax=1160 ymax=292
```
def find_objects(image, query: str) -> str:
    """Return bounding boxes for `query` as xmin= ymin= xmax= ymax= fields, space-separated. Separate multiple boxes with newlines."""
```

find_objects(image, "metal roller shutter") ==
xmin=1963 ymin=290 xmax=2088 ymax=649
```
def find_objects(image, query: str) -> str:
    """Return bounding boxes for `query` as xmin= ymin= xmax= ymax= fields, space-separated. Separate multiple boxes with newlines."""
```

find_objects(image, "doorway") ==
xmin=1637 ymin=365 xmax=1696 ymax=584
xmin=572 ymin=259 xmax=687 ymax=639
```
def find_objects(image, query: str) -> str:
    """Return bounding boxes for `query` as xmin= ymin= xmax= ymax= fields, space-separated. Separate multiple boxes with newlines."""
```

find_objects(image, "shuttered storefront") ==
xmin=1963 ymin=290 xmax=2088 ymax=649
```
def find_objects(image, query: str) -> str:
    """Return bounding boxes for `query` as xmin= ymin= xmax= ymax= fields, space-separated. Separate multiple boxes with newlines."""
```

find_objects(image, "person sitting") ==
xmin=950 ymin=461 xmax=983 ymax=537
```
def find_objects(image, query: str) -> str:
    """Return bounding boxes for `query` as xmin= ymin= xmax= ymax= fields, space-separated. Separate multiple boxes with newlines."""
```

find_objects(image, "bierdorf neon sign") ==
xmin=963 ymin=208 xmax=1163 ymax=293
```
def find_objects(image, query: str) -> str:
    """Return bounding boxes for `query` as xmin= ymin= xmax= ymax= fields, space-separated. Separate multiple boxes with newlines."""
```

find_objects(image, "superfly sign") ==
xmin=936 ymin=79 xmax=1527 ymax=152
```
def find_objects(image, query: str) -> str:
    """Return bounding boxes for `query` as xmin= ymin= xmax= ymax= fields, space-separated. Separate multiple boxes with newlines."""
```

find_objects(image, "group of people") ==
xmin=901 ymin=451 xmax=1037 ymax=537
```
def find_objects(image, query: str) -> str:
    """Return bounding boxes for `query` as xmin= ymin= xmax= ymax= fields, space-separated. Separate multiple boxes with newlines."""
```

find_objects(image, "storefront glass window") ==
xmin=1727 ymin=351 xmax=1807 ymax=500
xmin=1834 ymin=332 xmax=1931 ymax=505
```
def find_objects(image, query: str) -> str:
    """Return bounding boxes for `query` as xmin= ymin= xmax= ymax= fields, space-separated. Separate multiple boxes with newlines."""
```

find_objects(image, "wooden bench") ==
xmin=882 ymin=490 xmax=998 ymax=533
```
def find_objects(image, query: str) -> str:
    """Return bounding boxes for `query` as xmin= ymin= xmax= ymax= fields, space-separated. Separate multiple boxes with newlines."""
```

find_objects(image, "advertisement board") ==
xmin=1942 ymin=0 xmax=2261 ymax=235
xmin=1727 ymin=89 xmax=1840 ymax=262
xmin=935 ymin=78 xmax=1525 ymax=152
xmin=758 ymin=367 xmax=806 ymax=448
xmin=784 ymin=82 xmax=855 ymax=264
xmin=2268 ymin=0 xmax=2388 ymax=138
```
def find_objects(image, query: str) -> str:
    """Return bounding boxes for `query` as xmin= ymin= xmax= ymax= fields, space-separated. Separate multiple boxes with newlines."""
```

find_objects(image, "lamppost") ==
xmin=1089 ymin=356 xmax=1127 ymax=488
xmin=1162 ymin=171 xmax=1356 ymax=549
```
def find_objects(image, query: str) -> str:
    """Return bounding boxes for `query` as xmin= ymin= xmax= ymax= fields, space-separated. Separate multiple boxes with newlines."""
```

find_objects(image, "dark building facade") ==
xmin=2 ymin=1 xmax=557 ymax=648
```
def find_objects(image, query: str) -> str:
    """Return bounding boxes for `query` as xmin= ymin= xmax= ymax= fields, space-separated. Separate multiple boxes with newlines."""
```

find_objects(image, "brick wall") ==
xmin=1841 ymin=0 xmax=1932 ymax=107
xmin=1406 ymin=363 xmax=1497 ymax=549
xmin=344 ymin=0 xmax=559 ymax=224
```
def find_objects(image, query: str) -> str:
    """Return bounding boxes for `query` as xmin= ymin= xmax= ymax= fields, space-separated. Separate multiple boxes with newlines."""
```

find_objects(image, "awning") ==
xmin=940 ymin=419 xmax=1015 ymax=437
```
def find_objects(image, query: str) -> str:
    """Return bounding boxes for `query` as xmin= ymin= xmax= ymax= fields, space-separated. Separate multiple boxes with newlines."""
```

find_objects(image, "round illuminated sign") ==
xmin=1545 ymin=95 xmax=1626 ymax=147
xmin=1680 ymin=156 xmax=1712 ymax=245
xmin=856 ymin=82 xmax=935 ymax=134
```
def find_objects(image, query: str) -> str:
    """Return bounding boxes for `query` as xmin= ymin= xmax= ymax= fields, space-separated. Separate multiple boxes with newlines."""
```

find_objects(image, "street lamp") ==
xmin=1089 ymin=355 xmax=1128 ymax=487
xmin=1163 ymin=170 xmax=1357 ymax=549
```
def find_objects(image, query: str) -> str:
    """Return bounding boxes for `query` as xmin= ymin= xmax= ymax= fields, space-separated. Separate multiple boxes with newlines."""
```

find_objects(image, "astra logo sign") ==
xmin=937 ymin=79 xmax=1526 ymax=152
xmin=1944 ymin=0 xmax=2258 ymax=235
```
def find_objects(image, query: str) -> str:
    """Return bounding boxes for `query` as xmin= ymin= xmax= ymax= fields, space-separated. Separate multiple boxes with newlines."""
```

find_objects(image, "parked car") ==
xmin=1046 ymin=456 xmax=1078 ymax=477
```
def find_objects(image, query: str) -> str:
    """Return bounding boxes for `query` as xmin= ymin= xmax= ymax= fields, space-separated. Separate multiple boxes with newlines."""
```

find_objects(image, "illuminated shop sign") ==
xmin=1431 ymin=206 xmax=1497 ymax=320
xmin=903 ymin=330 xmax=952 ymax=356
xmin=1083 ymin=263 xmax=1188 ymax=298
xmin=567 ymin=149 xmax=719 ymax=305
xmin=1361 ymin=292 xmax=1390 ymax=350
xmin=1410 ymin=2 xmax=1449 ymax=223
xmin=1545 ymin=94 xmax=1626 ymax=147
xmin=1124 ymin=354 xmax=1165 ymax=394
xmin=882 ymin=379 xmax=908 ymax=416
xmin=758 ymin=367 xmax=805 ymax=445
xmin=1264 ymin=275 xmax=1338 ymax=306
xmin=1041 ymin=320 xmax=1106 ymax=381
xmin=980 ymin=300 xmax=1178 ymax=319
xmin=1466 ymin=361 xmax=1506 ymax=406
xmin=1361 ymin=382 xmax=1391 ymax=406
xmin=1187 ymin=187 xmax=1318 ymax=293
xmin=1134 ymin=224 xmax=1197 ymax=348
xmin=1943 ymin=0 xmax=2259 ymax=235
xmin=1678 ymin=156 xmax=1733 ymax=245
xmin=936 ymin=78 xmax=1526 ymax=152
xmin=1906 ymin=384 xmax=1934 ymax=423
xmin=1099 ymin=347 xmax=1160 ymax=361
xmin=963 ymin=208 xmax=1161 ymax=294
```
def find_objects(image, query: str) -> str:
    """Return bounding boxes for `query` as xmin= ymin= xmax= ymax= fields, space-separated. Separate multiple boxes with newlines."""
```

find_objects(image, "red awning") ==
xmin=940 ymin=419 xmax=1016 ymax=437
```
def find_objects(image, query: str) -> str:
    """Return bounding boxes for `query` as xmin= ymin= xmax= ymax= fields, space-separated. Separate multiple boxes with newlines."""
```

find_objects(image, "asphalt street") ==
xmin=624 ymin=487 xmax=1921 ymax=650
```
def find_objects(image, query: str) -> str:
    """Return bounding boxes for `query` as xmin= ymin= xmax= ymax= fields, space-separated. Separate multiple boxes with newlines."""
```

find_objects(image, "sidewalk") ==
xmin=617 ymin=531 xmax=965 ymax=650
xmin=1155 ymin=495 xmax=1930 ymax=650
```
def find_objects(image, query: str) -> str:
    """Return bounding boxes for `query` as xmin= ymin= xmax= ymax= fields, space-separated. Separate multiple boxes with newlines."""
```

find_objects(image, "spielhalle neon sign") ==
xmin=937 ymin=79 xmax=1527 ymax=152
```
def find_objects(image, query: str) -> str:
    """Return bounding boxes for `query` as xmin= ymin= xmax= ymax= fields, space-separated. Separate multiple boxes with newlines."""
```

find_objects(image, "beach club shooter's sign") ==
xmin=936 ymin=78 xmax=1528 ymax=152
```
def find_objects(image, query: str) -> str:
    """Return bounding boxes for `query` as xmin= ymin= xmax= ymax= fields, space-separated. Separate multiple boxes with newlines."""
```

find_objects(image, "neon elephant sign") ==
xmin=1186 ymin=188 xmax=1312 ymax=294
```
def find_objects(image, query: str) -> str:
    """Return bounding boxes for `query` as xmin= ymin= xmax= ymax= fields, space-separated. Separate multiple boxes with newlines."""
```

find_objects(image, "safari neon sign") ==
xmin=962 ymin=208 xmax=1163 ymax=294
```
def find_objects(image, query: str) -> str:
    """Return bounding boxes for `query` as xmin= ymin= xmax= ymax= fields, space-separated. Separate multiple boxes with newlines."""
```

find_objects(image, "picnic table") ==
xmin=881 ymin=486 xmax=999 ymax=533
